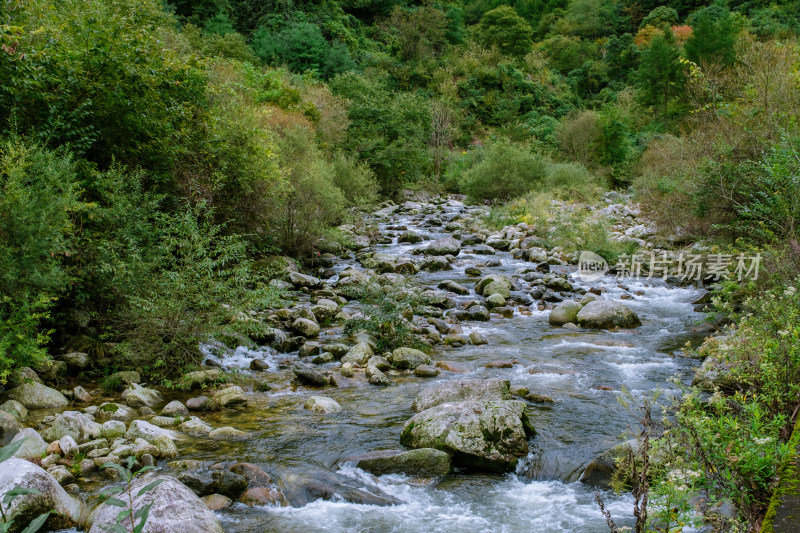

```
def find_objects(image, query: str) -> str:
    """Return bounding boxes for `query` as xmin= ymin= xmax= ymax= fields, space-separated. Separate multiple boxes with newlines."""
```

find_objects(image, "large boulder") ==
xmin=179 ymin=369 xmax=221 ymax=390
xmin=304 ymin=396 xmax=342 ymax=414
xmin=341 ymin=342 xmax=373 ymax=366
xmin=10 ymin=428 xmax=47 ymax=459
xmin=121 ymin=383 xmax=163 ymax=409
xmin=125 ymin=420 xmax=179 ymax=444
xmin=43 ymin=411 xmax=102 ymax=444
xmin=390 ymin=348 xmax=431 ymax=370
xmin=6 ymin=381 xmax=69 ymax=409
xmin=548 ymin=300 xmax=583 ymax=326
xmin=277 ymin=469 xmax=400 ymax=507
xmin=0 ymin=412 xmax=22 ymax=446
xmin=292 ymin=318 xmax=320 ymax=338
xmin=88 ymin=476 xmax=223 ymax=533
xmin=343 ymin=448 xmax=451 ymax=477
xmin=476 ymin=275 xmax=512 ymax=299
xmin=576 ymin=300 xmax=641 ymax=329
xmin=412 ymin=378 xmax=511 ymax=412
xmin=0 ymin=400 xmax=28 ymax=421
xmin=0 ymin=458 xmax=82 ymax=530
xmin=424 ymin=237 xmax=461 ymax=256
xmin=214 ymin=386 xmax=247 ymax=408
xmin=400 ymin=400 xmax=534 ymax=472
xmin=293 ymin=363 xmax=329 ymax=387
xmin=62 ymin=352 xmax=90 ymax=370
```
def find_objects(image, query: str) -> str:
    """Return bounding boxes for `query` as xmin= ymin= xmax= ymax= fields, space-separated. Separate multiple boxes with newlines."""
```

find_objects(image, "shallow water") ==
xmin=182 ymin=202 xmax=707 ymax=532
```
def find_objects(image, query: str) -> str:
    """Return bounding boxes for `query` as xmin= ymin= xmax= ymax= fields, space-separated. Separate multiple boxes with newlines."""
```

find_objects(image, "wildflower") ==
xmin=754 ymin=437 xmax=772 ymax=445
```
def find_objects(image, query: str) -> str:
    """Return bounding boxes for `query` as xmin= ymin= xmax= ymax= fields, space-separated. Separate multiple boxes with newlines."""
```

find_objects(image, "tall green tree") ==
xmin=685 ymin=2 xmax=738 ymax=66
xmin=476 ymin=6 xmax=533 ymax=57
xmin=635 ymin=28 xmax=687 ymax=125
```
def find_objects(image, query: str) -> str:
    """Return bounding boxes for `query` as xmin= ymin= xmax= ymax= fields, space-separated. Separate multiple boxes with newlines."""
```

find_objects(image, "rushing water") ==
xmin=174 ymin=200 xmax=707 ymax=532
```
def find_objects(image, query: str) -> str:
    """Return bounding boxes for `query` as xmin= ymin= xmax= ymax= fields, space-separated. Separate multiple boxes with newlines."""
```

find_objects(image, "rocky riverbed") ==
xmin=0 ymin=194 xmax=719 ymax=532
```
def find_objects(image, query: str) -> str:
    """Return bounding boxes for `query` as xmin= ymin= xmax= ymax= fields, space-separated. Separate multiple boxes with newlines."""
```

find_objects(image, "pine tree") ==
xmin=635 ymin=28 xmax=686 ymax=126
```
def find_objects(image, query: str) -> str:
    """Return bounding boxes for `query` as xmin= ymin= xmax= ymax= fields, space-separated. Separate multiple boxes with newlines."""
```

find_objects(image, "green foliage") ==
xmin=716 ymin=134 xmax=800 ymax=243
xmin=342 ymin=283 xmax=430 ymax=352
xmin=635 ymin=28 xmax=687 ymax=123
xmin=99 ymin=456 xmax=165 ymax=533
xmin=268 ymin=126 xmax=347 ymax=255
xmin=460 ymin=139 xmax=547 ymax=201
xmin=252 ymin=22 xmax=355 ymax=79
xmin=685 ymin=2 xmax=738 ymax=66
xmin=1 ymin=0 xmax=206 ymax=175
xmin=114 ymin=203 xmax=276 ymax=381
xmin=0 ymin=142 xmax=81 ymax=383
xmin=330 ymin=72 xmax=431 ymax=195
xmin=475 ymin=6 xmax=534 ymax=57
xmin=640 ymin=6 xmax=679 ymax=28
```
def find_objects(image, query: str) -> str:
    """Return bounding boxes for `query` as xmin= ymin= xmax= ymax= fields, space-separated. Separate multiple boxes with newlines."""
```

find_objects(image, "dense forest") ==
xmin=2 ymin=0 xmax=800 ymax=530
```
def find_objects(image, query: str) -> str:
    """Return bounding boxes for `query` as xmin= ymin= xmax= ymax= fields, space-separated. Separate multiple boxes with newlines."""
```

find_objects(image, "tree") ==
xmin=476 ymin=6 xmax=533 ymax=57
xmin=685 ymin=2 xmax=738 ymax=66
xmin=381 ymin=6 xmax=449 ymax=61
xmin=640 ymin=6 xmax=678 ymax=28
xmin=635 ymin=28 xmax=687 ymax=125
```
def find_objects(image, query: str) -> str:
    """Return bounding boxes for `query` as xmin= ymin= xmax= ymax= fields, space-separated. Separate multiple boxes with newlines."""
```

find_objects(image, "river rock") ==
xmin=419 ymin=256 xmax=452 ymax=271
xmin=214 ymin=386 xmax=247 ymax=408
xmin=122 ymin=383 xmax=163 ymax=409
xmin=0 ymin=412 xmax=22 ymax=446
xmin=401 ymin=400 xmax=534 ymax=472
xmin=366 ymin=365 xmax=392 ymax=386
xmin=390 ymin=347 xmax=431 ymax=370
xmin=288 ymin=272 xmax=321 ymax=289
xmin=179 ymin=417 xmax=214 ymax=436
xmin=202 ymin=494 xmax=232 ymax=511
xmin=476 ymin=274 xmax=512 ymax=299
xmin=0 ymin=400 xmax=28 ymax=421
xmin=0 ymin=458 xmax=82 ymax=529
xmin=412 ymin=378 xmax=511 ymax=412
xmin=579 ymin=439 xmax=637 ymax=488
xmin=304 ymin=396 xmax=342 ymax=414
xmin=438 ymin=280 xmax=469 ymax=295
xmin=179 ymin=368 xmax=222 ymax=390
xmin=126 ymin=419 xmax=178 ymax=444
xmin=186 ymin=396 xmax=217 ymax=412
xmin=73 ymin=386 xmax=92 ymax=403
xmin=341 ymin=342 xmax=373 ymax=365
xmin=293 ymin=363 xmax=329 ymax=387
xmin=414 ymin=364 xmax=440 ymax=378
xmin=43 ymin=411 xmax=102 ymax=443
xmin=59 ymin=435 xmax=79 ymax=458
xmin=344 ymin=448 xmax=451 ymax=476
xmin=424 ymin=237 xmax=461 ymax=256
xmin=548 ymin=300 xmax=583 ymax=327
xmin=162 ymin=401 xmax=190 ymax=417
xmin=10 ymin=428 xmax=47 ymax=459
xmin=6 ymin=381 xmax=69 ymax=409
xmin=292 ymin=318 xmax=320 ymax=338
xmin=278 ymin=469 xmax=400 ymax=507
xmin=88 ymin=476 xmax=223 ymax=533
xmin=100 ymin=420 xmax=127 ymax=440
xmin=95 ymin=402 xmax=137 ymax=422
xmin=575 ymin=300 xmax=641 ymax=329
xmin=62 ymin=351 xmax=90 ymax=370
xmin=109 ymin=370 xmax=141 ymax=385
xmin=239 ymin=486 xmax=286 ymax=506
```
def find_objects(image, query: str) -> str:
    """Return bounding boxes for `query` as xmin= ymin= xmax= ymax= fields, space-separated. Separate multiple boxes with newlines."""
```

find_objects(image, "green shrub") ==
xmin=268 ymin=126 xmax=347 ymax=255
xmin=115 ymin=202 xmax=278 ymax=382
xmin=330 ymin=151 xmax=379 ymax=207
xmin=252 ymin=22 xmax=355 ymax=79
xmin=459 ymin=139 xmax=547 ymax=201
xmin=540 ymin=162 xmax=603 ymax=202
xmin=0 ymin=141 xmax=81 ymax=383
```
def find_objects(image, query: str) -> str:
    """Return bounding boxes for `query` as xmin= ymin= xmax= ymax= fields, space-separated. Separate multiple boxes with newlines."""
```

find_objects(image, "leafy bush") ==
xmin=252 ymin=22 xmax=355 ymax=79
xmin=0 ymin=142 xmax=81 ymax=382
xmin=459 ymin=139 xmax=547 ymax=201
xmin=541 ymin=161 xmax=603 ymax=202
xmin=268 ymin=126 xmax=348 ymax=255
xmin=114 ymin=203 xmax=277 ymax=382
